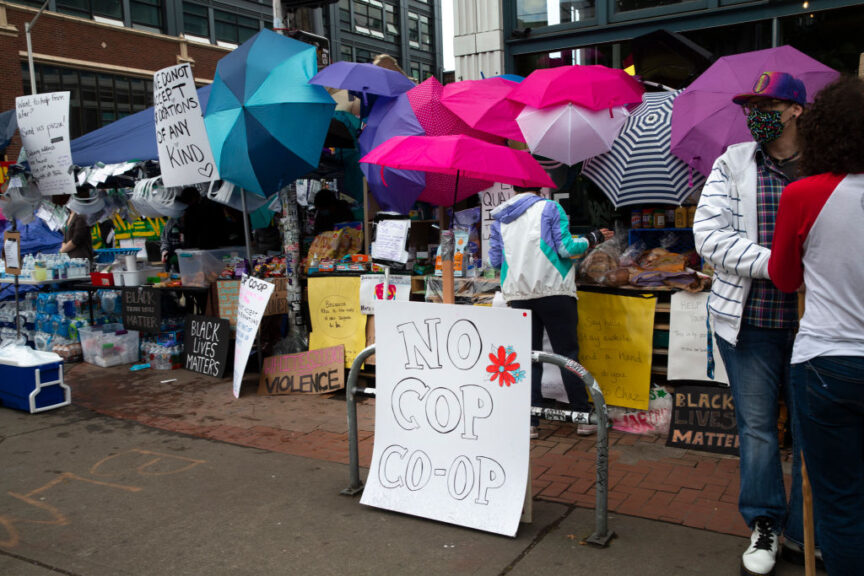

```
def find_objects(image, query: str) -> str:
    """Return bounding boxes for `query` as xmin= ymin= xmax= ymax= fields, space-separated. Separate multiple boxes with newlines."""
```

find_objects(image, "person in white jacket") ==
xmin=694 ymin=71 xmax=812 ymax=576
xmin=488 ymin=186 xmax=612 ymax=438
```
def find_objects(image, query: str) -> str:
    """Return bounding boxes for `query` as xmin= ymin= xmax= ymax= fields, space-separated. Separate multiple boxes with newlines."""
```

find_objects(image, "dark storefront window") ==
xmin=516 ymin=0 xmax=596 ymax=29
xmin=183 ymin=3 xmax=210 ymax=38
xmin=215 ymin=10 xmax=258 ymax=45
xmin=779 ymin=6 xmax=864 ymax=75
xmin=22 ymin=64 xmax=154 ymax=139
xmin=614 ymin=0 xmax=688 ymax=13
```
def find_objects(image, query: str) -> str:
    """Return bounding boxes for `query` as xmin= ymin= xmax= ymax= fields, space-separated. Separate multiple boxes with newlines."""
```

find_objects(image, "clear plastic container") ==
xmin=176 ymin=247 xmax=244 ymax=287
xmin=79 ymin=323 xmax=140 ymax=367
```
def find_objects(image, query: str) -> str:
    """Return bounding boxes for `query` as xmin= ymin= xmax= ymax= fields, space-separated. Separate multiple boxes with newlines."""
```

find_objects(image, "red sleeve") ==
xmin=768 ymin=173 xmax=845 ymax=292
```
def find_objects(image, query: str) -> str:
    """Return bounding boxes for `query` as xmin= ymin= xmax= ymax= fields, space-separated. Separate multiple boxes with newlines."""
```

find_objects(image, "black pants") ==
xmin=510 ymin=295 xmax=590 ymax=424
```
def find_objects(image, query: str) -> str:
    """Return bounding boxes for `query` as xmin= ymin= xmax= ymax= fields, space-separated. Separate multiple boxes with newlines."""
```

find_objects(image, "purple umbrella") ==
xmin=309 ymin=61 xmax=416 ymax=97
xmin=670 ymin=45 xmax=839 ymax=177
xmin=358 ymin=77 xmax=498 ymax=214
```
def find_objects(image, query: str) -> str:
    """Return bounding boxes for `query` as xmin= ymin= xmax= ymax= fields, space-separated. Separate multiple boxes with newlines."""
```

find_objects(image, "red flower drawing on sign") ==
xmin=486 ymin=346 xmax=521 ymax=387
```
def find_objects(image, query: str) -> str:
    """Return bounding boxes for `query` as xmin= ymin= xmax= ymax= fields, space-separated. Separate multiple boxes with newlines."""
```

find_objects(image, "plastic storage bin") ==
xmin=0 ymin=352 xmax=70 ymax=413
xmin=176 ymin=247 xmax=243 ymax=287
xmin=79 ymin=323 xmax=140 ymax=367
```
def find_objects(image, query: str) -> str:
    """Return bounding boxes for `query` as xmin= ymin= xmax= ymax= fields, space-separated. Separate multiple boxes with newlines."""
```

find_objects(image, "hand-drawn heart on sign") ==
xmin=153 ymin=63 xmax=220 ymax=187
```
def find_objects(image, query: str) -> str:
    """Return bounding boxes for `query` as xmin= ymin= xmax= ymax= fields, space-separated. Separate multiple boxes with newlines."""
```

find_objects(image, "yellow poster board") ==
xmin=577 ymin=291 xmax=656 ymax=410
xmin=308 ymin=276 xmax=367 ymax=368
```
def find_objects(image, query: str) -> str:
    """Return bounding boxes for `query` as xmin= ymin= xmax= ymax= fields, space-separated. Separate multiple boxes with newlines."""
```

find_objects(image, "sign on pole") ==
xmin=233 ymin=275 xmax=275 ymax=398
xmin=479 ymin=183 xmax=515 ymax=266
xmin=361 ymin=301 xmax=532 ymax=536
xmin=15 ymin=92 xmax=75 ymax=195
xmin=153 ymin=63 xmax=219 ymax=187
xmin=667 ymin=291 xmax=729 ymax=384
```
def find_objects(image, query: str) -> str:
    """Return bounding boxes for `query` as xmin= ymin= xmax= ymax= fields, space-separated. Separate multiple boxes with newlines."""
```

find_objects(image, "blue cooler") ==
xmin=0 ymin=350 xmax=70 ymax=414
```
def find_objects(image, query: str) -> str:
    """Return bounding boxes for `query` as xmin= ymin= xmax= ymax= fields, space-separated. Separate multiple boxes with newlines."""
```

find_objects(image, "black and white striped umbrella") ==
xmin=582 ymin=90 xmax=705 ymax=208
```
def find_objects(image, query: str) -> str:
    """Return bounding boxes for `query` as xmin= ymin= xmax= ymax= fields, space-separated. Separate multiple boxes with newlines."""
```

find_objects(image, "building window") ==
xmin=131 ymin=0 xmax=164 ymax=33
xmin=409 ymin=62 xmax=420 ymax=82
xmin=419 ymin=15 xmax=431 ymax=48
xmin=614 ymin=0 xmax=686 ymax=12
xmin=408 ymin=12 xmax=419 ymax=48
xmin=183 ymin=3 xmax=210 ymax=40
xmin=356 ymin=48 xmax=373 ymax=63
xmin=56 ymin=0 xmax=123 ymax=22
xmin=516 ymin=0 xmax=596 ymax=29
xmin=354 ymin=0 xmax=384 ymax=38
xmin=419 ymin=62 xmax=434 ymax=81
xmin=339 ymin=0 xmax=352 ymax=32
xmin=340 ymin=44 xmax=353 ymax=61
xmin=215 ymin=10 xmax=259 ymax=46
xmin=22 ymin=63 xmax=154 ymax=138
xmin=384 ymin=3 xmax=399 ymax=37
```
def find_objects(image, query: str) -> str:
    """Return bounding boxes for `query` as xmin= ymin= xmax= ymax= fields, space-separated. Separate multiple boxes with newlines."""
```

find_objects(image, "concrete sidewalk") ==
xmin=1 ymin=405 xmax=806 ymax=576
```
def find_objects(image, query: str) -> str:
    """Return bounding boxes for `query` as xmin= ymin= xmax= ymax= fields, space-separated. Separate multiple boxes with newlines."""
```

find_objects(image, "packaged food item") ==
xmin=642 ymin=208 xmax=653 ymax=228
xmin=674 ymin=206 xmax=687 ymax=228
xmin=687 ymin=206 xmax=697 ymax=227
xmin=653 ymin=210 xmax=666 ymax=228
xmin=631 ymin=209 xmax=642 ymax=229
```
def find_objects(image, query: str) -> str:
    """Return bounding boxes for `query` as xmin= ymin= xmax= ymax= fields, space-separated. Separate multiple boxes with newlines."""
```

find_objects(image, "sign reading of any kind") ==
xmin=666 ymin=385 xmax=739 ymax=456
xmin=258 ymin=345 xmax=344 ymax=395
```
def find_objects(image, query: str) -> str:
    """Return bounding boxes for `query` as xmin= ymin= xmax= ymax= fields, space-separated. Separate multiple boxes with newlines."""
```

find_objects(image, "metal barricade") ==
xmin=341 ymin=345 xmax=614 ymax=547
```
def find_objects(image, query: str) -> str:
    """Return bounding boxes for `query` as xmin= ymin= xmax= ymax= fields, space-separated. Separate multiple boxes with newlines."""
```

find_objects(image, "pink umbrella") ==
xmin=359 ymin=134 xmax=555 ymax=206
xmin=441 ymin=77 xmax=525 ymax=142
xmin=507 ymin=65 xmax=645 ymax=111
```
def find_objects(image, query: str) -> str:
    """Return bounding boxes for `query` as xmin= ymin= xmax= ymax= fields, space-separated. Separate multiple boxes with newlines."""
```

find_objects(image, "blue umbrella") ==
xmin=582 ymin=90 xmax=705 ymax=208
xmin=204 ymin=29 xmax=335 ymax=197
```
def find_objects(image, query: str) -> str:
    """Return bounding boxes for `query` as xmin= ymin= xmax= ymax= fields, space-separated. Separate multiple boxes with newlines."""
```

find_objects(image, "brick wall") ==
xmin=0 ymin=3 xmax=229 ymax=158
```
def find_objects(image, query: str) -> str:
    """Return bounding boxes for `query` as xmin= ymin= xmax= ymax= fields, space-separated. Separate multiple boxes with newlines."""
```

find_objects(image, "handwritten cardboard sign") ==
xmin=361 ymin=301 xmax=532 ymax=537
xmin=218 ymin=278 xmax=287 ymax=328
xmin=122 ymin=288 xmax=161 ymax=334
xmin=308 ymin=276 xmax=366 ymax=368
xmin=233 ymin=275 xmax=275 ymax=398
xmin=666 ymin=384 xmax=739 ymax=456
xmin=153 ymin=64 xmax=219 ymax=187
xmin=3 ymin=231 xmax=21 ymax=275
xmin=16 ymin=92 xmax=76 ymax=195
xmin=184 ymin=315 xmax=230 ymax=378
xmin=258 ymin=345 xmax=344 ymax=395
xmin=576 ymin=291 xmax=656 ymax=410
xmin=480 ymin=183 xmax=515 ymax=266
xmin=358 ymin=274 xmax=411 ymax=314
xmin=667 ymin=291 xmax=729 ymax=384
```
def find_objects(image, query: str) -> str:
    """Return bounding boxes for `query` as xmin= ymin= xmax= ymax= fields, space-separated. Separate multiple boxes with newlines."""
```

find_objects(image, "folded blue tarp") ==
xmin=70 ymin=85 xmax=211 ymax=167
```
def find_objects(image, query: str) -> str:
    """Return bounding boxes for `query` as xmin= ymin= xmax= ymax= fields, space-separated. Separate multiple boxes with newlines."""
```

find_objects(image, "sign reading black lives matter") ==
xmin=666 ymin=384 xmax=739 ymax=456
xmin=153 ymin=63 xmax=219 ymax=187
xmin=121 ymin=288 xmax=161 ymax=334
xmin=184 ymin=315 xmax=230 ymax=378
xmin=361 ymin=301 xmax=532 ymax=537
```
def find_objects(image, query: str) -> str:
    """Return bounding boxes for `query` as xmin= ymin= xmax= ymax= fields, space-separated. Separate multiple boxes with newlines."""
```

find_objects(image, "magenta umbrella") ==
xmin=441 ymin=77 xmax=525 ymax=142
xmin=359 ymin=134 xmax=555 ymax=206
xmin=670 ymin=45 xmax=839 ymax=177
xmin=507 ymin=65 xmax=644 ymax=111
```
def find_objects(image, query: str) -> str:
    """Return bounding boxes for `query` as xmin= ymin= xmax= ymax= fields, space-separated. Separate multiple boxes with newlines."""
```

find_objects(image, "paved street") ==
xmin=0 ymin=363 xmax=812 ymax=575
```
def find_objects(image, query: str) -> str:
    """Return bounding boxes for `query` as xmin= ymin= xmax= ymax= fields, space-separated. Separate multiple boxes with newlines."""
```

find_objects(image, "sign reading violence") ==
xmin=360 ymin=301 xmax=532 ymax=536
xmin=153 ymin=63 xmax=219 ymax=187
xmin=258 ymin=345 xmax=344 ymax=395
xmin=666 ymin=384 xmax=739 ymax=456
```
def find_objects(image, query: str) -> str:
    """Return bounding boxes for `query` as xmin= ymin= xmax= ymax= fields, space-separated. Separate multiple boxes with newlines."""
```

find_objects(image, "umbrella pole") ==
xmin=240 ymin=189 xmax=264 ymax=373
xmin=441 ymin=170 xmax=460 ymax=305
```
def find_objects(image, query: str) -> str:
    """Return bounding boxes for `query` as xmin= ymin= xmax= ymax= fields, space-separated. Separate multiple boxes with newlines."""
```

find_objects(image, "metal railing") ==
xmin=341 ymin=345 xmax=614 ymax=547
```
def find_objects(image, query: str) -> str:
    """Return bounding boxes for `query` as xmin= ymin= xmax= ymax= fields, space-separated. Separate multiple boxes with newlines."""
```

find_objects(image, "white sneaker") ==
xmin=576 ymin=424 xmax=598 ymax=436
xmin=741 ymin=517 xmax=779 ymax=575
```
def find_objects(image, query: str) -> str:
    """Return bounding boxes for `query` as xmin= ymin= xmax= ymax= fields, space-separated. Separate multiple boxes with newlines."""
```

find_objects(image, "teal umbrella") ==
xmin=204 ymin=29 xmax=335 ymax=197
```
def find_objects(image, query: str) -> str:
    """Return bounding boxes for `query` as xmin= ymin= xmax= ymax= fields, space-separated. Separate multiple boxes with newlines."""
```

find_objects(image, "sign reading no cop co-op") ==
xmin=361 ymin=301 xmax=532 ymax=537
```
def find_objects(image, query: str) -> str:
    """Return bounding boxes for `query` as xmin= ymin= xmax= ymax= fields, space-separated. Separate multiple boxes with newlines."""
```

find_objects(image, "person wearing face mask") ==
xmin=694 ymin=71 xmax=813 ymax=576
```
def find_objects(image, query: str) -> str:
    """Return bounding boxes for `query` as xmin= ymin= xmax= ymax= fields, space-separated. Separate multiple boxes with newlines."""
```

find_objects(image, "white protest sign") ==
xmin=358 ymin=274 xmax=411 ymax=314
xmin=153 ymin=64 xmax=219 ymax=187
xmin=15 ymin=92 xmax=75 ymax=196
xmin=370 ymin=219 xmax=410 ymax=263
xmin=232 ymin=275 xmax=276 ymax=398
xmin=667 ymin=291 xmax=729 ymax=384
xmin=479 ymin=183 xmax=515 ymax=266
xmin=361 ymin=301 xmax=532 ymax=536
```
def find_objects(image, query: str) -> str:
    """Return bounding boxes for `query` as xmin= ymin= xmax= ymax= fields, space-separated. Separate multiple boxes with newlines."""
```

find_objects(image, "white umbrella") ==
xmin=516 ymin=103 xmax=628 ymax=166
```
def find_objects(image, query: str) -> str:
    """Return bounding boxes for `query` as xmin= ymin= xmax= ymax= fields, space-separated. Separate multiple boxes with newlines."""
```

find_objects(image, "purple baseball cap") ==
xmin=732 ymin=71 xmax=807 ymax=105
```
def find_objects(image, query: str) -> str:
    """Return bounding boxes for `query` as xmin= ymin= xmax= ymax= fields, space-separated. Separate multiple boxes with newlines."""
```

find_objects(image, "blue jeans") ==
xmin=716 ymin=324 xmax=804 ymax=544
xmin=792 ymin=356 xmax=864 ymax=576
xmin=510 ymin=295 xmax=590 ymax=426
